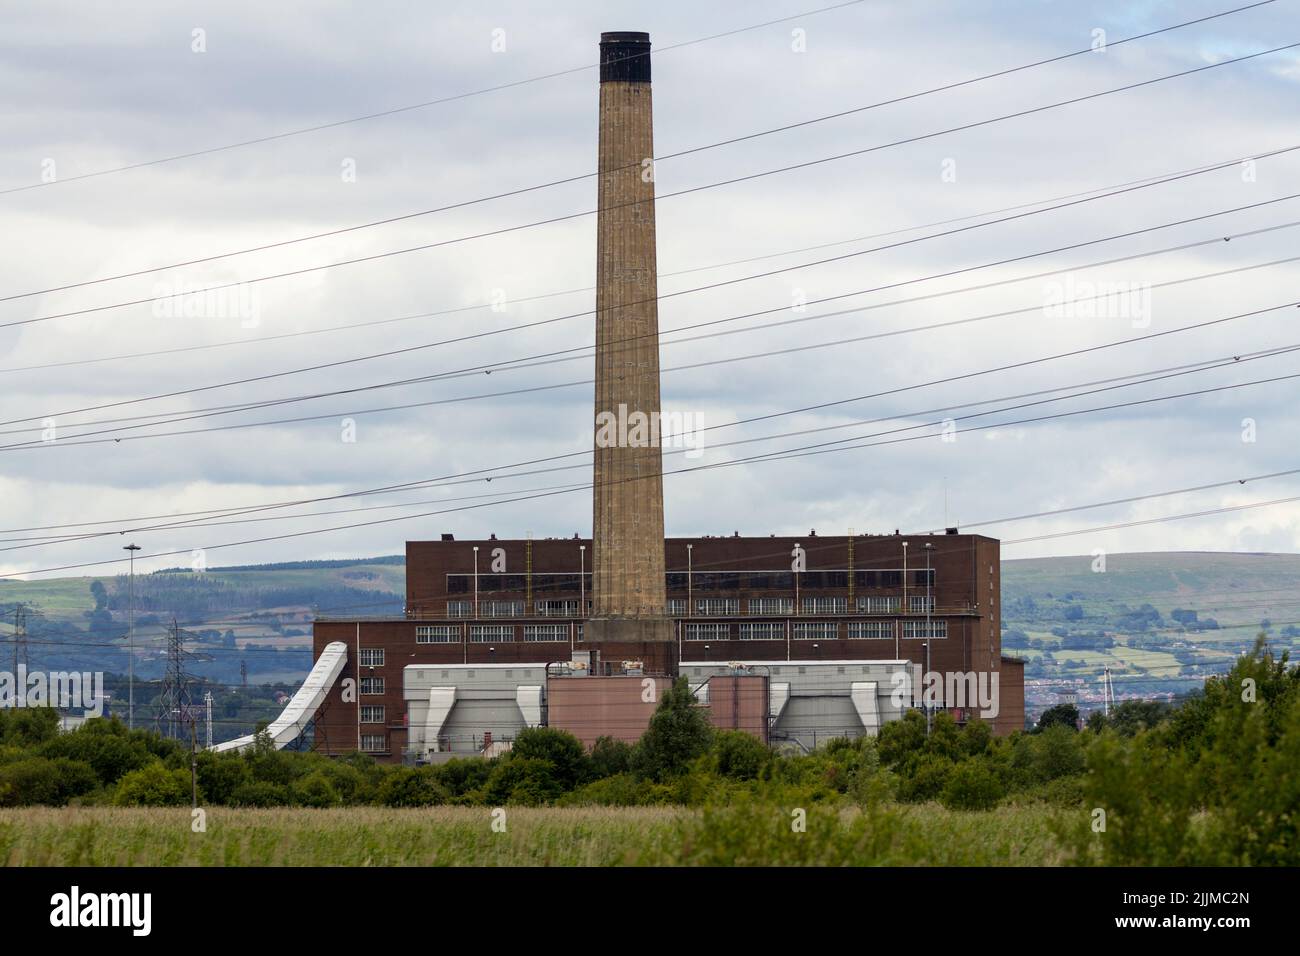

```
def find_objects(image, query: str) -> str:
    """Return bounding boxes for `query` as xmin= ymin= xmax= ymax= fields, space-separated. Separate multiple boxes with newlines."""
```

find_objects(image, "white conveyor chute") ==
xmin=211 ymin=641 xmax=349 ymax=753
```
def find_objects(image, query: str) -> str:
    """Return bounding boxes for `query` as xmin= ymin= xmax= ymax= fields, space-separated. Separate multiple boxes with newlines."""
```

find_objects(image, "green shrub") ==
xmin=959 ymin=718 xmax=993 ymax=757
xmin=511 ymin=728 xmax=589 ymax=788
xmin=112 ymin=762 xmax=192 ymax=807
xmin=589 ymin=736 xmax=634 ymax=778
xmin=0 ymin=707 xmax=61 ymax=748
xmin=0 ymin=756 xmax=98 ymax=806
xmin=38 ymin=719 xmax=153 ymax=786
xmin=556 ymin=773 xmax=671 ymax=807
xmin=376 ymin=767 xmax=450 ymax=807
xmin=878 ymin=711 xmax=926 ymax=767
xmin=940 ymin=757 xmax=1006 ymax=811
xmin=432 ymin=758 xmax=492 ymax=798
xmin=194 ymin=752 xmax=250 ymax=805
xmin=292 ymin=770 xmax=341 ymax=808
xmin=896 ymin=753 xmax=953 ymax=803
xmin=484 ymin=756 xmax=563 ymax=806
xmin=229 ymin=780 xmax=291 ymax=807
xmin=711 ymin=731 xmax=770 ymax=781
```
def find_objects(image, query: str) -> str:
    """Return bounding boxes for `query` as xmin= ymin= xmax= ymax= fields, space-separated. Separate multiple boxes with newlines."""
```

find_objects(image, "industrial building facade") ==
xmin=299 ymin=31 xmax=1024 ymax=763
xmin=312 ymin=532 xmax=1023 ymax=761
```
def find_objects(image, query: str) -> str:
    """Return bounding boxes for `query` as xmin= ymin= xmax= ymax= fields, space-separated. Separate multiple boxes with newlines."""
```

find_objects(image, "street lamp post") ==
xmin=925 ymin=541 xmax=933 ymax=736
xmin=686 ymin=543 xmax=693 ymax=618
xmin=123 ymin=543 xmax=141 ymax=730
xmin=899 ymin=541 xmax=908 ymax=662
xmin=472 ymin=546 xmax=480 ymax=618
xmin=579 ymin=544 xmax=586 ymax=617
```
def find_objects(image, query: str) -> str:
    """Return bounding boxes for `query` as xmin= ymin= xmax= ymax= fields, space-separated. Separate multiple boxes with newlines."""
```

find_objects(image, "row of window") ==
xmin=669 ymin=570 xmax=933 ymax=591
xmin=683 ymin=619 xmax=947 ymax=641
xmin=406 ymin=615 xmax=948 ymax=648
xmin=446 ymin=569 xmax=936 ymax=595
xmin=414 ymin=623 xmax=573 ymax=645
xmin=447 ymin=594 xmax=935 ymax=619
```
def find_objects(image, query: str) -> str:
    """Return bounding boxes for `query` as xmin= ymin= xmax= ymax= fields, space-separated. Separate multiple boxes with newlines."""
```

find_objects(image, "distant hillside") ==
xmin=2 ymin=551 xmax=1295 ymax=723
xmin=1001 ymin=551 xmax=1300 ymax=718
xmin=0 ymin=556 xmax=405 ymax=686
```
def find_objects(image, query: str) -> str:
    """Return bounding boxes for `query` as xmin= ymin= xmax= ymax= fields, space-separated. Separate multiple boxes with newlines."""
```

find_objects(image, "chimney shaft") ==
xmin=588 ymin=31 xmax=672 ymax=648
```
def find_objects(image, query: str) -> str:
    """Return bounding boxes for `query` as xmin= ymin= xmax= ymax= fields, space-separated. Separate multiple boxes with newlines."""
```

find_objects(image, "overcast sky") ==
xmin=1 ymin=0 xmax=1298 ymax=579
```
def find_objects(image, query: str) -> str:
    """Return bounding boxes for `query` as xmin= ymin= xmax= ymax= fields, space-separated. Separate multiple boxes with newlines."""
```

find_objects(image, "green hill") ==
xmin=1000 ymin=551 xmax=1300 ymax=719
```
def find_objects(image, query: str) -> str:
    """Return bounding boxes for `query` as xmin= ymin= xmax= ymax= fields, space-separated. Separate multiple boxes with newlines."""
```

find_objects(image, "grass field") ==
xmin=0 ymin=804 xmax=1072 ymax=866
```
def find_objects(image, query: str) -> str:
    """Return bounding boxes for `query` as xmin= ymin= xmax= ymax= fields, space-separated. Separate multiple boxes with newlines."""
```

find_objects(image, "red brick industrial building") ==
xmin=302 ymin=30 xmax=1023 ymax=762
xmin=312 ymin=532 xmax=1023 ymax=760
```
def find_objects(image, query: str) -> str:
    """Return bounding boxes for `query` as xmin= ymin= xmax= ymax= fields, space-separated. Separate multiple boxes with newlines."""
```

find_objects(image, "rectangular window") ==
xmin=416 ymin=624 xmax=459 ymax=644
xmin=575 ymin=623 xmax=584 ymax=642
xmin=848 ymin=620 xmax=894 ymax=640
xmin=857 ymin=596 xmax=901 ymax=614
xmin=358 ymin=648 xmax=385 ymax=667
xmin=695 ymin=598 xmax=739 ymax=616
xmin=748 ymin=597 xmax=793 ymax=615
xmin=360 ymin=705 xmax=385 ymax=724
xmin=523 ymin=624 xmax=567 ymax=643
xmin=739 ymin=621 xmax=784 ymax=641
xmin=483 ymin=600 xmax=524 ymax=618
xmin=792 ymin=621 xmax=838 ymax=641
xmin=684 ymin=622 xmax=730 ymax=641
xmin=470 ymin=624 xmax=515 ymax=643
xmin=801 ymin=597 xmax=847 ymax=615
xmin=535 ymin=600 xmax=578 ymax=617
xmin=902 ymin=620 xmax=947 ymax=640
xmin=360 ymin=734 xmax=386 ymax=753
xmin=667 ymin=598 xmax=687 ymax=616
xmin=359 ymin=677 xmax=385 ymax=695
xmin=909 ymin=595 xmax=935 ymax=613
xmin=447 ymin=600 xmax=472 ymax=619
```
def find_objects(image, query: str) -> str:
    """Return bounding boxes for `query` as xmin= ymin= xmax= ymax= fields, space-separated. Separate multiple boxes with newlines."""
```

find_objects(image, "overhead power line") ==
xmin=7 ymin=166 xmax=1298 ymax=430
xmin=6 ymin=288 xmax=1297 ymax=456
xmin=6 ymin=220 xmax=1297 ymax=447
xmin=5 ymin=339 xmax=1298 ymax=551
xmin=4 ymin=142 xmax=1288 ymax=378
xmin=0 ymin=2 xmax=1275 ymax=301
xmin=5 ymin=365 xmax=1300 ymax=580
xmin=2 ymin=271 xmax=1296 ymax=544
xmin=5 ymin=41 xmax=1297 ymax=331
xmin=0 ymin=0 xmax=874 ymax=196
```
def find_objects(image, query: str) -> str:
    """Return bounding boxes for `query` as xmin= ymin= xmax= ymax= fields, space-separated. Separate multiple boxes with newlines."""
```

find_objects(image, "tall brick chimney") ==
xmin=585 ymin=31 xmax=674 ymax=661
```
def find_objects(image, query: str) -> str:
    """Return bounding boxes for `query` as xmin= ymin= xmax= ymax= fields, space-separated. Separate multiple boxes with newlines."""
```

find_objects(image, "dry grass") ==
xmin=0 ymin=806 xmax=689 ymax=867
xmin=0 ymin=803 xmax=1070 ymax=866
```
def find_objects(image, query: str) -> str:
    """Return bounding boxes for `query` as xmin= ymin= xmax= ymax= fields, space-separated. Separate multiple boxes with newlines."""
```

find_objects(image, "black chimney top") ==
xmin=600 ymin=31 xmax=651 ymax=84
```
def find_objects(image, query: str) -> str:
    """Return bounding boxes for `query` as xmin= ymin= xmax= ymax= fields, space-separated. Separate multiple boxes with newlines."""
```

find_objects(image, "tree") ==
xmin=589 ymin=736 xmax=633 ymax=778
xmin=377 ymin=767 xmax=448 ymax=807
xmin=0 ymin=757 xmax=98 ymax=806
xmin=710 ymin=730 xmax=770 ymax=781
xmin=484 ymin=756 xmax=563 ymax=806
xmin=510 ymin=727 xmax=589 ymax=789
xmin=940 ymin=757 xmax=1005 ymax=811
xmin=113 ymin=761 xmax=191 ymax=806
xmin=632 ymin=677 xmax=713 ymax=781
xmin=1035 ymin=703 xmax=1079 ymax=733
